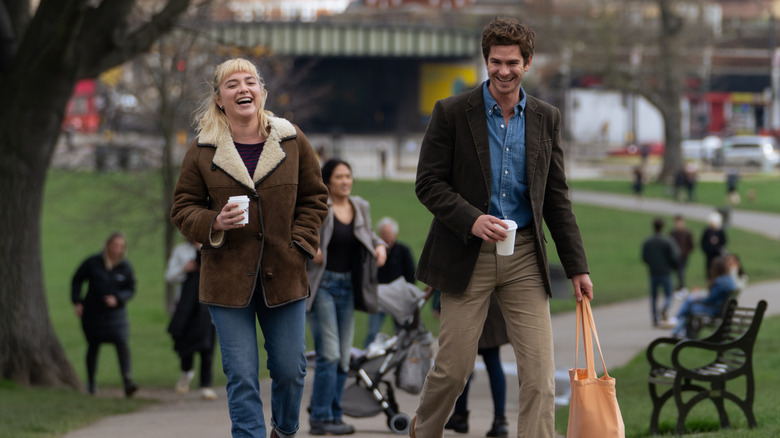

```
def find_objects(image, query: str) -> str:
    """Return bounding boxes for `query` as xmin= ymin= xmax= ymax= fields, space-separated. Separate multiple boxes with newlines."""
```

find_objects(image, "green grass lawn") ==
xmin=3 ymin=169 xmax=779 ymax=437
xmin=570 ymin=172 xmax=780 ymax=214
xmin=555 ymin=314 xmax=780 ymax=437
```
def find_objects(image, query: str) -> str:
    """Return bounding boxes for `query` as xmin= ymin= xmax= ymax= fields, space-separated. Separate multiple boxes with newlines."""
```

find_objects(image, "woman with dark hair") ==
xmin=306 ymin=158 xmax=387 ymax=435
xmin=671 ymin=255 xmax=737 ymax=338
xmin=71 ymin=232 xmax=138 ymax=397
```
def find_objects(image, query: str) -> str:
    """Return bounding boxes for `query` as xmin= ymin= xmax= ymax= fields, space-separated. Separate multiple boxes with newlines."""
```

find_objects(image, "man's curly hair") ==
xmin=481 ymin=18 xmax=535 ymax=65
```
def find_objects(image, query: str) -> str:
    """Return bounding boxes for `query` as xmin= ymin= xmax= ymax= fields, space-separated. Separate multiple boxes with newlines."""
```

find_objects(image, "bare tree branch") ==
xmin=78 ymin=0 xmax=199 ymax=78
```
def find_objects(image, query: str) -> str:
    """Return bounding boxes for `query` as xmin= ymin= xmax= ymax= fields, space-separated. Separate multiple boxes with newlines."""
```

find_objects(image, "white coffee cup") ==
xmin=228 ymin=195 xmax=250 ymax=225
xmin=495 ymin=219 xmax=518 ymax=256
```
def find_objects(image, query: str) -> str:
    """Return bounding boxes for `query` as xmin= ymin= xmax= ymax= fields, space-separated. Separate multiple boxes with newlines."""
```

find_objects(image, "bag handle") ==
xmin=573 ymin=299 xmax=610 ymax=380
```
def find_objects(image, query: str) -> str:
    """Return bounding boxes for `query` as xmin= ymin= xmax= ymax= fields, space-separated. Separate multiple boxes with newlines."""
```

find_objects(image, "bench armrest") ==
xmin=647 ymin=336 xmax=683 ymax=370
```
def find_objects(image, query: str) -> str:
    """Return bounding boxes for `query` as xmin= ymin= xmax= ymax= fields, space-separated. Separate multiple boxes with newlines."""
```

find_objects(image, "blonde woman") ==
xmin=171 ymin=58 xmax=328 ymax=438
xmin=71 ymin=232 xmax=137 ymax=397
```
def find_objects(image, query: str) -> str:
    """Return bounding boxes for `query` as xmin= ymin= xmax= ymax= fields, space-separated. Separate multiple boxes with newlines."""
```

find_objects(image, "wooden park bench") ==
xmin=646 ymin=299 xmax=767 ymax=435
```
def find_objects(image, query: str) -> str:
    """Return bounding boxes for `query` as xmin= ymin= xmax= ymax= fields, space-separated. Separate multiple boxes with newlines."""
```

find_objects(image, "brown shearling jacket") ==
xmin=171 ymin=116 xmax=328 ymax=308
xmin=415 ymin=84 xmax=589 ymax=295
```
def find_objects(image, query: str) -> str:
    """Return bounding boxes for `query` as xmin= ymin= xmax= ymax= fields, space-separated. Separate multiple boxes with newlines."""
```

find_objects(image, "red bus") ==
xmin=63 ymin=79 xmax=100 ymax=134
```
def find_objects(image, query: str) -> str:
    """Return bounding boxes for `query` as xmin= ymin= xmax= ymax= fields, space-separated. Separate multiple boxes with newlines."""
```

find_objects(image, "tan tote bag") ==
xmin=567 ymin=299 xmax=625 ymax=438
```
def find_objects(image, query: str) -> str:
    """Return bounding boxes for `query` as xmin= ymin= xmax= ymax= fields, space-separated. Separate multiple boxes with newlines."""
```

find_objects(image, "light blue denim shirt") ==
xmin=483 ymin=80 xmax=532 ymax=228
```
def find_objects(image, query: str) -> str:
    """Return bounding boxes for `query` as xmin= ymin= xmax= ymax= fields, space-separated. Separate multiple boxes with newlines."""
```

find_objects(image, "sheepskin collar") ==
xmin=197 ymin=116 xmax=296 ymax=190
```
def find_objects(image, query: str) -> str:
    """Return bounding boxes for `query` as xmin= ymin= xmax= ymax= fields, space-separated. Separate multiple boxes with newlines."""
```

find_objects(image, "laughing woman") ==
xmin=171 ymin=58 xmax=328 ymax=438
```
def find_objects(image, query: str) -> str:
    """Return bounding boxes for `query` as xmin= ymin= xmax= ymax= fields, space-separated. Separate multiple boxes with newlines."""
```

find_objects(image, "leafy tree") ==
xmin=0 ymin=0 xmax=196 ymax=388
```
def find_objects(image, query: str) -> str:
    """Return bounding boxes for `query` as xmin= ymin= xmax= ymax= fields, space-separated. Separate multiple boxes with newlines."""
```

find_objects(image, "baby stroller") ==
xmin=341 ymin=277 xmax=434 ymax=434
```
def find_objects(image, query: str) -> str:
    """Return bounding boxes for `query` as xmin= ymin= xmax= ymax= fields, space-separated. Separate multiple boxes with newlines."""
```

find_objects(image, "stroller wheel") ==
xmin=387 ymin=413 xmax=411 ymax=434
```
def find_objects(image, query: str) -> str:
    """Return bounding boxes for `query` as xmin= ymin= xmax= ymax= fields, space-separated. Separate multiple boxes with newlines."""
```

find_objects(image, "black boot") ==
xmin=444 ymin=411 xmax=469 ymax=434
xmin=486 ymin=416 xmax=508 ymax=437
xmin=123 ymin=379 xmax=139 ymax=397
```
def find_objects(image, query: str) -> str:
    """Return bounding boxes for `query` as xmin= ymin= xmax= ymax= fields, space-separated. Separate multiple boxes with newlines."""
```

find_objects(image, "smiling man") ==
xmin=412 ymin=18 xmax=594 ymax=438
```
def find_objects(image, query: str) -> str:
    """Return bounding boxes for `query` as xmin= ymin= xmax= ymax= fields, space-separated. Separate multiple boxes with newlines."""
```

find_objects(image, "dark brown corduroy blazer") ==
xmin=415 ymin=84 xmax=589 ymax=295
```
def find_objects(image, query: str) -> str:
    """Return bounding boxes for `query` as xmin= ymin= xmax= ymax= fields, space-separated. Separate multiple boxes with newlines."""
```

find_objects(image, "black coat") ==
xmin=71 ymin=254 xmax=136 ymax=343
xmin=167 ymin=268 xmax=215 ymax=356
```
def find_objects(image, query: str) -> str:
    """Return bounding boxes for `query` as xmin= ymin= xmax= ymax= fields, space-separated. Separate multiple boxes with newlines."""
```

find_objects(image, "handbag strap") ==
xmin=573 ymin=299 xmax=610 ymax=380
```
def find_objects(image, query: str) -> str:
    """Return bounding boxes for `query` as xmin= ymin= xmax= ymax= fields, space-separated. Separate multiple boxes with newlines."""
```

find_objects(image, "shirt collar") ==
xmin=483 ymin=80 xmax=526 ymax=117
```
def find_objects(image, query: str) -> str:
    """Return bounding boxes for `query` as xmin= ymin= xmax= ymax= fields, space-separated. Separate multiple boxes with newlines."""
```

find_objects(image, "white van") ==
xmin=682 ymin=135 xmax=721 ymax=162
xmin=716 ymin=135 xmax=780 ymax=167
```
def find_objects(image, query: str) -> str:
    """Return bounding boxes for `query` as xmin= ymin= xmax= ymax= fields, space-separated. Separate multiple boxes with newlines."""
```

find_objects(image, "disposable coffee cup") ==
xmin=495 ymin=219 xmax=518 ymax=256
xmin=228 ymin=195 xmax=250 ymax=225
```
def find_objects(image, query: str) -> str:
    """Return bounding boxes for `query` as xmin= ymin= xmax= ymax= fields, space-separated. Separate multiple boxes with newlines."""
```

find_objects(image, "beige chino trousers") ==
xmin=414 ymin=228 xmax=556 ymax=438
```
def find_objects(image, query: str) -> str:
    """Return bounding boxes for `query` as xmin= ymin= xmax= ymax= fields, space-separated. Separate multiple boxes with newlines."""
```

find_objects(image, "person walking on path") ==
xmin=71 ymin=231 xmax=138 ymax=397
xmin=641 ymin=217 xmax=680 ymax=327
xmin=167 ymin=247 xmax=218 ymax=401
xmin=171 ymin=57 xmax=329 ymax=438
xmin=364 ymin=216 xmax=417 ymax=347
xmin=412 ymin=18 xmax=593 ymax=438
xmin=165 ymin=238 xmax=199 ymax=313
xmin=669 ymin=214 xmax=694 ymax=292
xmin=701 ymin=211 xmax=727 ymax=280
xmin=306 ymin=158 xmax=387 ymax=436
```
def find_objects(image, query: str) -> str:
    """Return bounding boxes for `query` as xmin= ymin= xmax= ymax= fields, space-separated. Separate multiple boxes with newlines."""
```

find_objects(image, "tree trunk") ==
xmin=0 ymin=73 xmax=82 ymax=388
xmin=0 ymin=0 xmax=192 ymax=388
xmin=656 ymin=0 xmax=685 ymax=183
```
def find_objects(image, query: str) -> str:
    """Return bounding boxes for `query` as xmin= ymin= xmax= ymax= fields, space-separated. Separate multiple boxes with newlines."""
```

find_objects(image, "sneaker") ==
xmin=201 ymin=388 xmax=218 ymax=401
xmin=310 ymin=420 xmax=355 ymax=435
xmin=175 ymin=370 xmax=195 ymax=394
xmin=333 ymin=420 xmax=355 ymax=434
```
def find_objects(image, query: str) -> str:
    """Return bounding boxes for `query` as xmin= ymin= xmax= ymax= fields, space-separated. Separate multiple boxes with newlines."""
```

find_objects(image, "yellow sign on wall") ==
xmin=419 ymin=63 xmax=478 ymax=115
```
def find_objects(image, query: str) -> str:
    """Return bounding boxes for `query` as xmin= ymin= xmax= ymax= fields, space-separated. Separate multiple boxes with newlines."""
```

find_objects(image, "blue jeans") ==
xmin=649 ymin=275 xmax=673 ymax=324
xmin=672 ymin=296 xmax=717 ymax=338
xmin=209 ymin=295 xmax=307 ymax=438
xmin=308 ymin=270 xmax=354 ymax=424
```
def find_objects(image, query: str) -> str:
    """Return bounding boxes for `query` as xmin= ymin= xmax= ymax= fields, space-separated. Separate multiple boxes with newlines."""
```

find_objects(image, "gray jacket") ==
xmin=306 ymin=195 xmax=384 ymax=312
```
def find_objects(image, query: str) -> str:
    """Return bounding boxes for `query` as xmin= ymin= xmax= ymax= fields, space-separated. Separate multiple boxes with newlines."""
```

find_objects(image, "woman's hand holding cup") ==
xmin=214 ymin=202 xmax=246 ymax=231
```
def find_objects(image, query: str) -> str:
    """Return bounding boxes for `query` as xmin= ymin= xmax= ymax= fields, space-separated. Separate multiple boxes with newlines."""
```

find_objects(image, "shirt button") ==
xmin=506 ymin=148 xmax=510 ymax=151
xmin=505 ymin=170 xmax=509 ymax=174
xmin=502 ymin=193 xmax=506 ymax=197
xmin=501 ymin=124 xmax=505 ymax=129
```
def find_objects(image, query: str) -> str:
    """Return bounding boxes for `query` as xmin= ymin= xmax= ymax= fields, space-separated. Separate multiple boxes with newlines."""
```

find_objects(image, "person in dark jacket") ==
xmin=641 ymin=217 xmax=680 ymax=326
xmin=669 ymin=214 xmax=694 ymax=291
xmin=412 ymin=19 xmax=593 ymax=438
xmin=71 ymin=232 xmax=138 ymax=397
xmin=364 ymin=216 xmax=417 ymax=348
xmin=167 ymin=248 xmax=218 ymax=401
xmin=701 ymin=211 xmax=727 ymax=279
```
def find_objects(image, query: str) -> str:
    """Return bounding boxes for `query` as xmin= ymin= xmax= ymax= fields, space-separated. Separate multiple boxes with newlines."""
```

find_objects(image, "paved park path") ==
xmin=62 ymin=190 xmax=779 ymax=438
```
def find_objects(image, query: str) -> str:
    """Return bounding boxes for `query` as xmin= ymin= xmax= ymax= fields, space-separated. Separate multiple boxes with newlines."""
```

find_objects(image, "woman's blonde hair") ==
xmin=194 ymin=58 xmax=273 ymax=140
